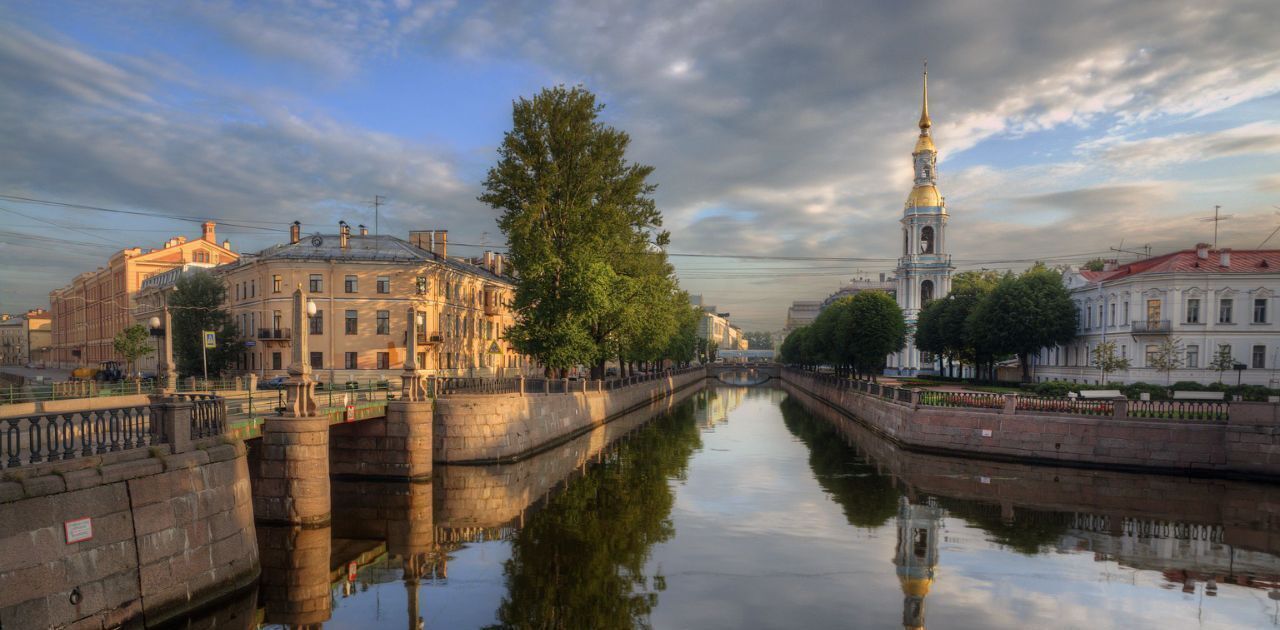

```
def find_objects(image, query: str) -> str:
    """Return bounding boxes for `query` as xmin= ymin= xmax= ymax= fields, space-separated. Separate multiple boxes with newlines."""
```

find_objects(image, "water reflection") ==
xmin=180 ymin=383 xmax=1280 ymax=628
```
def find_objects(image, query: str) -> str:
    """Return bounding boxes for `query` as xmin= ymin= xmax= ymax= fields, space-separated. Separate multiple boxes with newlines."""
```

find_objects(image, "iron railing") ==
xmin=177 ymin=393 xmax=228 ymax=438
xmin=1015 ymin=396 xmax=1113 ymax=416
xmin=2 ymin=405 xmax=153 ymax=470
xmin=1127 ymin=399 xmax=1229 ymax=422
xmin=918 ymin=391 xmax=1006 ymax=410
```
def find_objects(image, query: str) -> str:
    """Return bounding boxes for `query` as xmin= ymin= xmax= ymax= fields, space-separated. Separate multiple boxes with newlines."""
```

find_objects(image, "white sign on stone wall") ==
xmin=64 ymin=517 xmax=93 ymax=544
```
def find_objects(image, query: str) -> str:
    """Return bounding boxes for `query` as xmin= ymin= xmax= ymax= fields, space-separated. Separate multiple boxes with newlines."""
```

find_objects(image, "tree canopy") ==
xmin=479 ymin=85 xmax=689 ymax=376
xmin=779 ymin=291 xmax=905 ymax=379
xmin=169 ymin=271 xmax=241 ymax=378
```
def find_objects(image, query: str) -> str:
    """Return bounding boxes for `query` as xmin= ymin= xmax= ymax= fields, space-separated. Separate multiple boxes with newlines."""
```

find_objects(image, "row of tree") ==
xmin=915 ymin=265 xmax=1077 ymax=381
xmin=777 ymin=291 xmax=906 ymax=379
xmin=479 ymin=86 xmax=702 ymax=378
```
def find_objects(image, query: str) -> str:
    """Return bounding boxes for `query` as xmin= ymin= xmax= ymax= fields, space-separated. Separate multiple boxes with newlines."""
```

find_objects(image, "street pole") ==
xmin=202 ymin=335 xmax=208 ymax=386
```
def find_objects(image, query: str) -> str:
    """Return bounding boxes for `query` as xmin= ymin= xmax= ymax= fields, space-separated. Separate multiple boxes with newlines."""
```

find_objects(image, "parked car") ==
xmin=259 ymin=376 xmax=288 ymax=390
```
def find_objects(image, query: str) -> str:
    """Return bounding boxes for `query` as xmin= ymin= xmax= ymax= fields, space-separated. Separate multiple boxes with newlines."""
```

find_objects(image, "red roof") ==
xmin=1081 ymin=248 xmax=1280 ymax=282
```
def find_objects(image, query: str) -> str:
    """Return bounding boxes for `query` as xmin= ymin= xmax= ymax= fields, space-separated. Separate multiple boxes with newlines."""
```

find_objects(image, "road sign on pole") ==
xmin=202 ymin=330 xmax=215 ymax=385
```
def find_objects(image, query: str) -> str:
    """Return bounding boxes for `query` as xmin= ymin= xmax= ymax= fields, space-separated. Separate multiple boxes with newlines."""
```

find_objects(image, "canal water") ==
xmin=185 ymin=383 xmax=1280 ymax=629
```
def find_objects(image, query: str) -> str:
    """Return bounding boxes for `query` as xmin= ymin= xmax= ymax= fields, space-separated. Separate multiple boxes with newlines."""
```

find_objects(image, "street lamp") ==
xmin=307 ymin=301 xmax=318 ymax=318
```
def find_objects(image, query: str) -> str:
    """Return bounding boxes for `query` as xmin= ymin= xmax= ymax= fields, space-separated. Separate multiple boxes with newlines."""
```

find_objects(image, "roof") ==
xmin=242 ymin=234 xmax=513 ymax=284
xmin=1080 ymin=248 xmax=1280 ymax=283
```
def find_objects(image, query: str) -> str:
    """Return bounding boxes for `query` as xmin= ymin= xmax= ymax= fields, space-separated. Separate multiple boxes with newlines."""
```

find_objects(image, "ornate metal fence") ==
xmin=1126 ymin=399 xmax=1229 ymax=422
xmin=2 ymin=405 xmax=153 ymax=470
xmin=177 ymin=393 xmax=228 ymax=439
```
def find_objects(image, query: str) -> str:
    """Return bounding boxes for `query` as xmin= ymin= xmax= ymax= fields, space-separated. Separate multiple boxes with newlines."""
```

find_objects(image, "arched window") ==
xmin=920 ymin=280 xmax=934 ymax=304
xmin=903 ymin=229 xmax=909 ymax=255
xmin=193 ymin=250 xmax=208 ymax=263
xmin=919 ymin=226 xmax=934 ymax=254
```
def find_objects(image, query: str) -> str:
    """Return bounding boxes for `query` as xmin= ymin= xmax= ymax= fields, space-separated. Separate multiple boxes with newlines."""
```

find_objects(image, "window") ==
xmin=194 ymin=250 xmax=208 ymax=263
xmin=272 ymin=310 xmax=282 ymax=330
xmin=344 ymin=352 xmax=357 ymax=369
xmin=273 ymin=275 xmax=282 ymax=293
xmin=376 ymin=310 xmax=390 ymax=335
xmin=920 ymin=280 xmax=933 ymax=304
xmin=377 ymin=352 xmax=390 ymax=370
xmin=345 ymin=310 xmax=358 ymax=335
xmin=1253 ymin=345 xmax=1267 ymax=369
xmin=1146 ymin=299 xmax=1161 ymax=325
xmin=309 ymin=351 xmax=323 ymax=369
xmin=1187 ymin=298 xmax=1201 ymax=324
xmin=1219 ymin=298 xmax=1233 ymax=323
xmin=1145 ymin=344 xmax=1159 ymax=366
xmin=345 ymin=275 xmax=358 ymax=293
xmin=310 ymin=310 xmax=323 ymax=335
xmin=1109 ymin=303 xmax=1116 ymax=326
xmin=309 ymin=274 xmax=323 ymax=293
xmin=1123 ymin=301 xmax=1130 ymax=325
xmin=377 ymin=276 xmax=390 ymax=294
xmin=1087 ymin=305 xmax=1093 ymax=329
xmin=416 ymin=276 xmax=428 ymax=295
xmin=919 ymin=226 xmax=934 ymax=254
xmin=1187 ymin=345 xmax=1199 ymax=368
xmin=1255 ymin=298 xmax=1268 ymax=323
xmin=272 ymin=352 xmax=282 ymax=370
xmin=236 ymin=284 xmax=242 ymax=300
xmin=250 ymin=280 xmax=255 ymax=298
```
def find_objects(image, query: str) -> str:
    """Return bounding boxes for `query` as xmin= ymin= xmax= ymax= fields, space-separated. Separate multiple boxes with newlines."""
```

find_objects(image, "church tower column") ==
xmin=890 ymin=63 xmax=955 ymax=376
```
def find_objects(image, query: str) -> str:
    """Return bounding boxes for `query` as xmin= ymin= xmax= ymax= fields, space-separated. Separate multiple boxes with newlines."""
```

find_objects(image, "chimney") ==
xmin=1220 ymin=248 xmax=1231 ymax=267
xmin=222 ymin=239 xmax=231 ymax=251
xmin=201 ymin=221 xmax=216 ymax=243
xmin=434 ymin=230 xmax=448 ymax=258
xmin=1103 ymin=259 xmax=1118 ymax=271
xmin=494 ymin=254 xmax=504 ymax=276
xmin=483 ymin=251 xmax=494 ymax=271
xmin=290 ymin=221 xmax=301 ymax=244
xmin=339 ymin=221 xmax=350 ymax=249
xmin=1196 ymin=243 xmax=1210 ymax=259
xmin=358 ymin=224 xmax=368 ymax=236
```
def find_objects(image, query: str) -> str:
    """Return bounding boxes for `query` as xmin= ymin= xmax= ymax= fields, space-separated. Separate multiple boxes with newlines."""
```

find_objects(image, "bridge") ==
xmin=706 ymin=362 xmax=781 ymax=385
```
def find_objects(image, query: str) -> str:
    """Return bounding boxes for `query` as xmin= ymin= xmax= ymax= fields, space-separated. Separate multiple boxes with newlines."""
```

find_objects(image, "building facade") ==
xmin=49 ymin=222 xmax=237 ymax=368
xmin=218 ymin=222 xmax=530 ymax=381
xmin=691 ymin=295 xmax=746 ymax=351
xmin=784 ymin=300 xmax=822 ymax=335
xmin=1034 ymin=244 xmax=1280 ymax=386
xmin=0 ymin=310 xmax=50 ymax=366
xmin=888 ymin=67 xmax=953 ymax=375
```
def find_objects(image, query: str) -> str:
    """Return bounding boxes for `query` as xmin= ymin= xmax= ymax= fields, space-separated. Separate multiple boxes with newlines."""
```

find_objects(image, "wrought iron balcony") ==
xmin=257 ymin=328 xmax=292 ymax=340
xmin=416 ymin=333 xmax=444 ymax=345
xmin=1130 ymin=320 xmax=1171 ymax=334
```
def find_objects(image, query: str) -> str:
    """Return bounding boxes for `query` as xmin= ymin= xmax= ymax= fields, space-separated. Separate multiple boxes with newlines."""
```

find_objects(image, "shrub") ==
xmin=1120 ymin=382 xmax=1170 ymax=401
xmin=1170 ymin=381 xmax=1207 ymax=392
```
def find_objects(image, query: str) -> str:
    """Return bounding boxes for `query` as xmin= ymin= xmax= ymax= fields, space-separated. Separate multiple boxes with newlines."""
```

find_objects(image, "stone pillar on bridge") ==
xmin=254 ymin=288 xmax=331 ymax=525
xmin=387 ymin=308 xmax=433 ymax=479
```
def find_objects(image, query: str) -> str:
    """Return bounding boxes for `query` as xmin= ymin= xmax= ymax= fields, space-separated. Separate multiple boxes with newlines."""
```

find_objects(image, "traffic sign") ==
xmin=203 ymin=331 xmax=217 ymax=348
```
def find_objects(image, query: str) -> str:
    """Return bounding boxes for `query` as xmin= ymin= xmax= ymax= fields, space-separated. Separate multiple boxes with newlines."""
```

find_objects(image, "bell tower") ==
xmin=894 ymin=497 xmax=944 ymax=630
xmin=891 ymin=63 xmax=954 ymax=375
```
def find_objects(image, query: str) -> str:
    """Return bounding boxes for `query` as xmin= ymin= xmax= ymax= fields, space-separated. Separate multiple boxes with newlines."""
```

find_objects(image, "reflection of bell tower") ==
xmin=894 ymin=496 xmax=944 ymax=630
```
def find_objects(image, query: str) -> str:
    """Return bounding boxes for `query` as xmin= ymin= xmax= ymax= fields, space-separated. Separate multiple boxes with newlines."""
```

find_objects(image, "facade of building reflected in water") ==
xmin=180 ymin=381 xmax=1280 ymax=629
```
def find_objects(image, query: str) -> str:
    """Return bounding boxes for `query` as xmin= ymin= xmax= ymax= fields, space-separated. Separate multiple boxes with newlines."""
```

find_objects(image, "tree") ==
xmin=842 ymin=292 xmax=907 ymax=380
xmin=479 ymin=85 xmax=671 ymax=377
xmin=1208 ymin=344 xmax=1235 ymax=384
xmin=743 ymin=331 xmax=773 ymax=350
xmin=1089 ymin=340 xmax=1130 ymax=385
xmin=112 ymin=324 xmax=154 ymax=379
xmin=1148 ymin=338 xmax=1185 ymax=387
xmin=913 ymin=298 xmax=947 ymax=372
xmin=169 ymin=271 xmax=241 ymax=378
xmin=967 ymin=265 xmax=1077 ymax=382
xmin=1082 ymin=258 xmax=1107 ymax=272
xmin=703 ymin=339 xmax=719 ymax=363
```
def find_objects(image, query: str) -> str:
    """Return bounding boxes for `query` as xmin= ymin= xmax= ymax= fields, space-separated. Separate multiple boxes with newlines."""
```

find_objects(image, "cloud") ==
xmin=1079 ymin=122 xmax=1280 ymax=171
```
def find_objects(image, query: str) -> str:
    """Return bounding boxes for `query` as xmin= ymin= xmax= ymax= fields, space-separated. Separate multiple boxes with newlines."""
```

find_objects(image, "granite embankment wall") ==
xmin=0 ymin=442 xmax=258 ymax=628
xmin=434 ymin=380 xmax=704 ymax=531
xmin=785 ymin=383 xmax=1280 ymax=557
xmin=782 ymin=368 xmax=1280 ymax=480
xmin=433 ymin=368 xmax=706 ymax=463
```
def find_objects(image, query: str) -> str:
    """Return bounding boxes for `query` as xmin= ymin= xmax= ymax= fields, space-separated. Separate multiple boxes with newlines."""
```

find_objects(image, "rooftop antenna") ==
xmin=1256 ymin=206 xmax=1280 ymax=249
xmin=371 ymin=195 xmax=386 ymax=236
xmin=1199 ymin=205 xmax=1232 ymax=249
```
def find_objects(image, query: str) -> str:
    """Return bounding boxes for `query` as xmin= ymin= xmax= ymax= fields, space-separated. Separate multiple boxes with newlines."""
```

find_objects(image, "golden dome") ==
xmin=907 ymin=184 xmax=941 ymax=207
xmin=914 ymin=133 xmax=935 ymax=154
xmin=899 ymin=575 xmax=933 ymax=597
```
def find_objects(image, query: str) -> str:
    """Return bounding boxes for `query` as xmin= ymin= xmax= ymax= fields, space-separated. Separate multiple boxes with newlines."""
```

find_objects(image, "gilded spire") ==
xmin=918 ymin=60 xmax=931 ymax=132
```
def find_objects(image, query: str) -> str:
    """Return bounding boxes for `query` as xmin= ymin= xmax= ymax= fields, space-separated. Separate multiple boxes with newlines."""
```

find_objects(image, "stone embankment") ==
xmin=433 ymin=367 xmax=706 ymax=463
xmin=782 ymin=368 xmax=1280 ymax=480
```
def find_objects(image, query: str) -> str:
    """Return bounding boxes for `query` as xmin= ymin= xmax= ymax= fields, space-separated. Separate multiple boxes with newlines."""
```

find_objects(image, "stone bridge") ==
xmin=706 ymin=362 xmax=781 ymax=385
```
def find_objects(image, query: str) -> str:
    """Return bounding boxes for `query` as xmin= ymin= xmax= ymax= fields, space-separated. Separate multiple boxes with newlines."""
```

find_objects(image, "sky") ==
xmin=1 ymin=0 xmax=1279 ymax=331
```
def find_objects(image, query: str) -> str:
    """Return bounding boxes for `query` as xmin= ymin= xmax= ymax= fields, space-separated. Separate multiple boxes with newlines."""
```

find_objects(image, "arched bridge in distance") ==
xmin=706 ymin=363 xmax=782 ymax=386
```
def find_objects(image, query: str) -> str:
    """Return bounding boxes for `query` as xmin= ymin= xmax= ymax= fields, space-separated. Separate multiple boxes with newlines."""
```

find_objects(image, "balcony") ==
xmin=257 ymin=328 xmax=292 ymax=341
xmin=1130 ymin=320 xmax=1171 ymax=335
xmin=416 ymin=333 xmax=444 ymax=346
xmin=483 ymin=286 xmax=503 ymax=317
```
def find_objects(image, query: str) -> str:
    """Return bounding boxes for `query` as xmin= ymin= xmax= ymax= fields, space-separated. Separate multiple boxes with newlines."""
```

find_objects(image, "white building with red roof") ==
xmin=1035 ymin=243 xmax=1280 ymax=386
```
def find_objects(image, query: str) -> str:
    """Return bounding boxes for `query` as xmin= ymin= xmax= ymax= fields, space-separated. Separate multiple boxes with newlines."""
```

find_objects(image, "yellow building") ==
xmin=218 ymin=221 xmax=530 ymax=381
xmin=0 ymin=310 xmax=51 ymax=366
xmin=49 ymin=222 xmax=238 ymax=368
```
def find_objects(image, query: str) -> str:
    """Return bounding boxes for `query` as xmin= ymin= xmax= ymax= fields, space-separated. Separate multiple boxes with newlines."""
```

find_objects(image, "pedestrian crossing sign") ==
xmin=203 ymin=331 xmax=217 ymax=349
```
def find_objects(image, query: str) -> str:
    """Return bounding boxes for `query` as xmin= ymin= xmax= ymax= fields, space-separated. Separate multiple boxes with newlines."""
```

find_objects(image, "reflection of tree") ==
xmin=932 ymin=498 xmax=1072 ymax=555
xmin=486 ymin=397 xmax=703 ymax=629
xmin=779 ymin=397 xmax=899 ymax=528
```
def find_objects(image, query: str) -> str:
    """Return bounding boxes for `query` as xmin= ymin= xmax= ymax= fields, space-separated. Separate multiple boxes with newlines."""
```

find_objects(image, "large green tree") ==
xmin=112 ymin=324 xmax=154 ymax=380
xmin=967 ymin=265 xmax=1077 ymax=382
xmin=479 ymin=85 xmax=674 ymax=377
xmin=842 ymin=292 xmax=907 ymax=379
xmin=169 ymin=271 xmax=241 ymax=379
